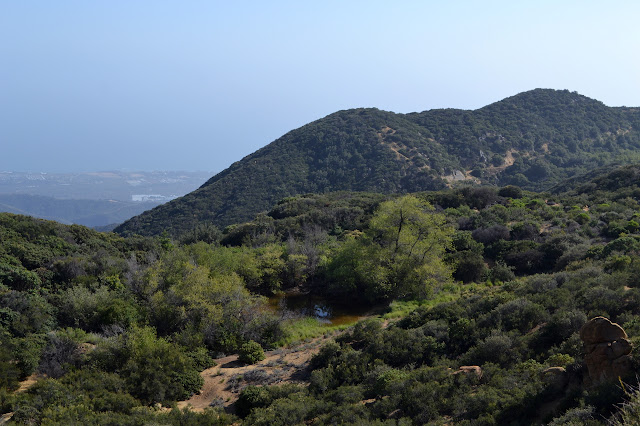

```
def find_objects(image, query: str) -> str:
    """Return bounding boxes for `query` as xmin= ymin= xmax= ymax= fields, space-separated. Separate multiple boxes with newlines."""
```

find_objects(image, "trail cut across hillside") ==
xmin=178 ymin=336 xmax=329 ymax=412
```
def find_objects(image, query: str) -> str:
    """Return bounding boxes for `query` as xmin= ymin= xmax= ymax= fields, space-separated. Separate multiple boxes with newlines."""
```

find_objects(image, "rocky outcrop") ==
xmin=454 ymin=365 xmax=483 ymax=379
xmin=541 ymin=367 xmax=568 ymax=391
xmin=580 ymin=316 xmax=633 ymax=386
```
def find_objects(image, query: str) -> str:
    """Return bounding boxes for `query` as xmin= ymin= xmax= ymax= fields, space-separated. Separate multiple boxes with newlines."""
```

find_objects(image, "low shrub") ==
xmin=239 ymin=341 xmax=265 ymax=364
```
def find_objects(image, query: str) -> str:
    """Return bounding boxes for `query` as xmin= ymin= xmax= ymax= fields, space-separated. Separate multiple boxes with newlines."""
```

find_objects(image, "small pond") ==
xmin=268 ymin=293 xmax=372 ymax=326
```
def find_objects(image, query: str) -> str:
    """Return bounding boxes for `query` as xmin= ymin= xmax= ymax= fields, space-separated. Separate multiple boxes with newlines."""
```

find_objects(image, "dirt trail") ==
xmin=179 ymin=315 xmax=395 ymax=413
xmin=178 ymin=338 xmax=327 ymax=412
xmin=15 ymin=374 xmax=43 ymax=393
xmin=0 ymin=346 xmax=328 ymax=421
xmin=0 ymin=374 xmax=45 ymax=425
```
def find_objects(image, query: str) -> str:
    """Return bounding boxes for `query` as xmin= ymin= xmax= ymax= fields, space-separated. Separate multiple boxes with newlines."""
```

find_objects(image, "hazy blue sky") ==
xmin=2 ymin=1 xmax=639 ymax=173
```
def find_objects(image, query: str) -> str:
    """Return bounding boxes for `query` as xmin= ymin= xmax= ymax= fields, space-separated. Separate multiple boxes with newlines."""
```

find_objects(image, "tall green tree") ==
xmin=368 ymin=195 xmax=453 ymax=298
xmin=327 ymin=195 xmax=453 ymax=301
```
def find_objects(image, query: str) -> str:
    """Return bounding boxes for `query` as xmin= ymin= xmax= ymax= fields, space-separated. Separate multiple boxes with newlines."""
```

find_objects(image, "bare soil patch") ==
xmin=0 ymin=374 xmax=46 ymax=425
xmin=178 ymin=339 xmax=327 ymax=412
xmin=15 ymin=374 xmax=44 ymax=393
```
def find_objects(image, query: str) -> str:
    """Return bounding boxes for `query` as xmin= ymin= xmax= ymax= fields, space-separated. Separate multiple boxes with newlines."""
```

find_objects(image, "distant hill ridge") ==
xmin=115 ymin=89 xmax=640 ymax=236
xmin=0 ymin=194 xmax=160 ymax=228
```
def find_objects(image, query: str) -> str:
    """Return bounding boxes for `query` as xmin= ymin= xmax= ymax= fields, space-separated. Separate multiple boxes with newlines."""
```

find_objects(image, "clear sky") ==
xmin=1 ymin=1 xmax=639 ymax=173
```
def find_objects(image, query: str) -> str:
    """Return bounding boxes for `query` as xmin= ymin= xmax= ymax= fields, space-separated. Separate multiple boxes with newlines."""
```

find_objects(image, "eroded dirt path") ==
xmin=0 ymin=374 xmax=46 ymax=425
xmin=177 ymin=338 xmax=328 ymax=412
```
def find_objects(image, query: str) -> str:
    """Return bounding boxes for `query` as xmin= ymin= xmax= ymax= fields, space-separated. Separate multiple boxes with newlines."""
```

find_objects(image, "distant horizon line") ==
xmin=0 ymin=169 xmax=215 ymax=174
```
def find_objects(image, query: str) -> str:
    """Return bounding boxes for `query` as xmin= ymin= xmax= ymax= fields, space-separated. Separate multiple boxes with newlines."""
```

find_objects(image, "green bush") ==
xmin=498 ymin=185 xmax=523 ymax=199
xmin=490 ymin=262 xmax=516 ymax=282
xmin=238 ymin=341 xmax=265 ymax=364
xmin=237 ymin=385 xmax=272 ymax=417
xmin=186 ymin=346 xmax=215 ymax=371
xmin=452 ymin=252 xmax=488 ymax=283
xmin=90 ymin=327 xmax=204 ymax=404
xmin=545 ymin=353 xmax=574 ymax=367
xmin=0 ymin=343 xmax=20 ymax=391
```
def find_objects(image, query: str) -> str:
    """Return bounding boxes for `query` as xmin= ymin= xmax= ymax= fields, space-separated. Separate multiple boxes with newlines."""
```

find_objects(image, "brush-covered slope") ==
xmin=0 ymin=194 xmax=160 ymax=228
xmin=116 ymin=89 xmax=640 ymax=236
xmin=551 ymin=163 xmax=640 ymax=194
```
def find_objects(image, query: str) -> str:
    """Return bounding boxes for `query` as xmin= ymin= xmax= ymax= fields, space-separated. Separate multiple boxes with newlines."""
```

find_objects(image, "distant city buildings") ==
xmin=131 ymin=194 xmax=177 ymax=202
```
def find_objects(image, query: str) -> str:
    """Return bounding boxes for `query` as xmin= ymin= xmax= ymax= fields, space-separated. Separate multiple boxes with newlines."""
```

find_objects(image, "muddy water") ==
xmin=268 ymin=293 xmax=370 ymax=326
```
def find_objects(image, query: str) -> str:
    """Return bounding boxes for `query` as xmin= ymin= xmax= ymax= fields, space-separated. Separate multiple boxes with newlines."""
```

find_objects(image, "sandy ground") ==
xmin=15 ymin=374 xmax=43 ymax=393
xmin=0 ymin=374 xmax=46 ymax=424
xmin=177 ymin=339 xmax=327 ymax=413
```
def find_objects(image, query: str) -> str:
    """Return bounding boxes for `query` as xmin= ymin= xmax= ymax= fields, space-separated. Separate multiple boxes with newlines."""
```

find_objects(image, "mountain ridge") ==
xmin=116 ymin=89 xmax=640 ymax=236
xmin=0 ymin=193 xmax=160 ymax=228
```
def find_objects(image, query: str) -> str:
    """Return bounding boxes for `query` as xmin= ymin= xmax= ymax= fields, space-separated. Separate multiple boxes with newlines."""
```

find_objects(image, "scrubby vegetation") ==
xmin=0 ymin=214 xmax=279 ymax=423
xmin=7 ymin=163 xmax=640 ymax=423
xmin=116 ymin=89 xmax=640 ymax=236
xmin=238 ymin=341 xmax=266 ymax=365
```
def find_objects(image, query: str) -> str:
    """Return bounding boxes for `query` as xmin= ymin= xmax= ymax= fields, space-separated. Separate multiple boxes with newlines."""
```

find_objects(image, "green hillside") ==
xmin=115 ymin=89 xmax=640 ymax=236
xmin=551 ymin=162 xmax=640 ymax=195
xmin=0 ymin=194 xmax=160 ymax=228
xmin=9 ymin=168 xmax=640 ymax=422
